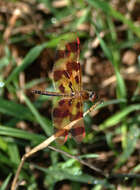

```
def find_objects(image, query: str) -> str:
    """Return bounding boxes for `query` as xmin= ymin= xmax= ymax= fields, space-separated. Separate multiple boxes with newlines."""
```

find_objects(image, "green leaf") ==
xmin=35 ymin=164 xmax=111 ymax=188
xmin=0 ymin=152 xmax=13 ymax=167
xmin=99 ymin=104 xmax=140 ymax=130
xmin=0 ymin=125 xmax=45 ymax=142
xmin=86 ymin=0 xmax=140 ymax=37
xmin=0 ymin=97 xmax=34 ymax=121
xmin=8 ymin=139 xmax=20 ymax=164
xmin=94 ymin=28 xmax=113 ymax=62
xmin=0 ymin=137 xmax=8 ymax=152
xmin=97 ymin=99 xmax=126 ymax=108
xmin=117 ymin=125 xmax=140 ymax=166
xmin=92 ymin=185 xmax=102 ymax=190
xmin=0 ymin=173 xmax=12 ymax=190
xmin=132 ymin=164 xmax=140 ymax=173
xmin=78 ymin=154 xmax=99 ymax=159
xmin=115 ymin=70 xmax=127 ymax=99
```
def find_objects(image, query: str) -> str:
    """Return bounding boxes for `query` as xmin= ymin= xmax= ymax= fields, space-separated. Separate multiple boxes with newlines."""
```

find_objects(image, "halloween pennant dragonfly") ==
xmin=33 ymin=33 xmax=97 ymax=144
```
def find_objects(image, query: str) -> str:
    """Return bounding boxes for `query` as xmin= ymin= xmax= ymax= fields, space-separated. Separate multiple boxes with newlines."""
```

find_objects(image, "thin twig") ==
xmin=48 ymin=145 xmax=107 ymax=177
xmin=49 ymin=145 xmax=140 ymax=181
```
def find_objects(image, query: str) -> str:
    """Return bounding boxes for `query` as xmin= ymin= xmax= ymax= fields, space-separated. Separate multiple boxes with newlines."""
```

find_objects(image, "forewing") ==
xmin=53 ymin=33 xmax=82 ymax=93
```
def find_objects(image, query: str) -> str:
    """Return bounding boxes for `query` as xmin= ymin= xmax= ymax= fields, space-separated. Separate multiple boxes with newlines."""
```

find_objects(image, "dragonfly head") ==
xmin=88 ymin=91 xmax=98 ymax=102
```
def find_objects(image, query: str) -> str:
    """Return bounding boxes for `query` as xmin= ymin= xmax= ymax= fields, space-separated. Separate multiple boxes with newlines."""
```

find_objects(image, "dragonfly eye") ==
xmin=89 ymin=91 xmax=97 ymax=102
xmin=89 ymin=91 xmax=94 ymax=98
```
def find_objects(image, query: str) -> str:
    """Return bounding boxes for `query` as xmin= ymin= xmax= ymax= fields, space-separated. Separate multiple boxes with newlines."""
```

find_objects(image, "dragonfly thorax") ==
xmin=81 ymin=91 xmax=97 ymax=102
xmin=71 ymin=91 xmax=96 ymax=103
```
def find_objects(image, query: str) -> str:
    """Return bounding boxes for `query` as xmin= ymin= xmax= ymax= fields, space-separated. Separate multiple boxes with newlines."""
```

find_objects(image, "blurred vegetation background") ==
xmin=0 ymin=0 xmax=140 ymax=190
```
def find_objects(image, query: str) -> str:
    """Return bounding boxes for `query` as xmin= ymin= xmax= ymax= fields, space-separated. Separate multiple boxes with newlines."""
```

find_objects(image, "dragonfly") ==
xmin=32 ymin=33 xmax=97 ymax=144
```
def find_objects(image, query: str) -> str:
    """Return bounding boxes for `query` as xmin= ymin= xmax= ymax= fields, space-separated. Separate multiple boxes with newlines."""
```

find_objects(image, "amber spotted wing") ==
xmin=33 ymin=33 xmax=96 ymax=144
xmin=52 ymin=33 xmax=85 ymax=144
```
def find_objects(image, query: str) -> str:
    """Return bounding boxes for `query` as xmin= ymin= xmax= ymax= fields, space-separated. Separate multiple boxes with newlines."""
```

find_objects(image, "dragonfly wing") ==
xmin=70 ymin=119 xmax=85 ymax=143
xmin=52 ymin=33 xmax=84 ymax=144
xmin=52 ymin=97 xmax=72 ymax=144
xmin=70 ymin=97 xmax=85 ymax=143
xmin=53 ymin=33 xmax=82 ymax=93
xmin=54 ymin=129 xmax=68 ymax=145
xmin=52 ymin=96 xmax=85 ymax=144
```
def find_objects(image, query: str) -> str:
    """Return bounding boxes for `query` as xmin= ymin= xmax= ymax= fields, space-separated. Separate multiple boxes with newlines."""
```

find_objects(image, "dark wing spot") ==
xmin=53 ymin=108 xmax=60 ymax=117
xmin=76 ymin=111 xmax=83 ymax=118
xmin=66 ymin=61 xmax=79 ymax=75
xmin=55 ymin=50 xmax=65 ymax=61
xmin=68 ymin=81 xmax=73 ymax=92
xmin=76 ymin=102 xmax=80 ymax=108
xmin=66 ymin=62 xmax=73 ymax=75
xmin=77 ymin=62 xmax=80 ymax=70
xmin=63 ymin=109 xmax=70 ymax=117
xmin=59 ymin=99 xmax=66 ymax=106
xmin=68 ymin=99 xmax=73 ymax=106
xmin=66 ymin=42 xmax=78 ymax=52
xmin=53 ymin=70 xmax=63 ymax=81
xmin=53 ymin=108 xmax=69 ymax=118
xmin=75 ymin=75 xmax=79 ymax=84
xmin=63 ymin=70 xmax=70 ymax=79
xmin=70 ymin=126 xmax=85 ymax=137
xmin=59 ymin=84 xmax=65 ymax=93
xmin=73 ymin=62 xmax=79 ymax=71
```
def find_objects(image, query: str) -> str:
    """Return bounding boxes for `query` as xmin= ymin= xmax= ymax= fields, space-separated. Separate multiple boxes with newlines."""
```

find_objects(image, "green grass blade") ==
xmin=8 ymin=140 xmax=20 ymax=164
xmin=117 ymin=125 xmax=140 ymax=167
xmin=22 ymin=92 xmax=52 ymax=136
xmin=1 ymin=173 xmax=12 ymax=190
xmin=0 ymin=125 xmax=45 ymax=142
xmin=0 ymin=97 xmax=34 ymax=121
xmin=78 ymin=154 xmax=99 ymax=159
xmin=36 ymin=165 xmax=112 ymax=188
xmin=94 ymin=28 xmax=113 ymax=62
xmin=99 ymin=99 xmax=126 ymax=108
xmin=86 ymin=0 xmax=140 ymax=37
xmin=132 ymin=164 xmax=140 ymax=173
xmin=99 ymin=104 xmax=140 ymax=130
xmin=115 ymin=70 xmax=127 ymax=99
xmin=0 ymin=153 xmax=13 ymax=167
